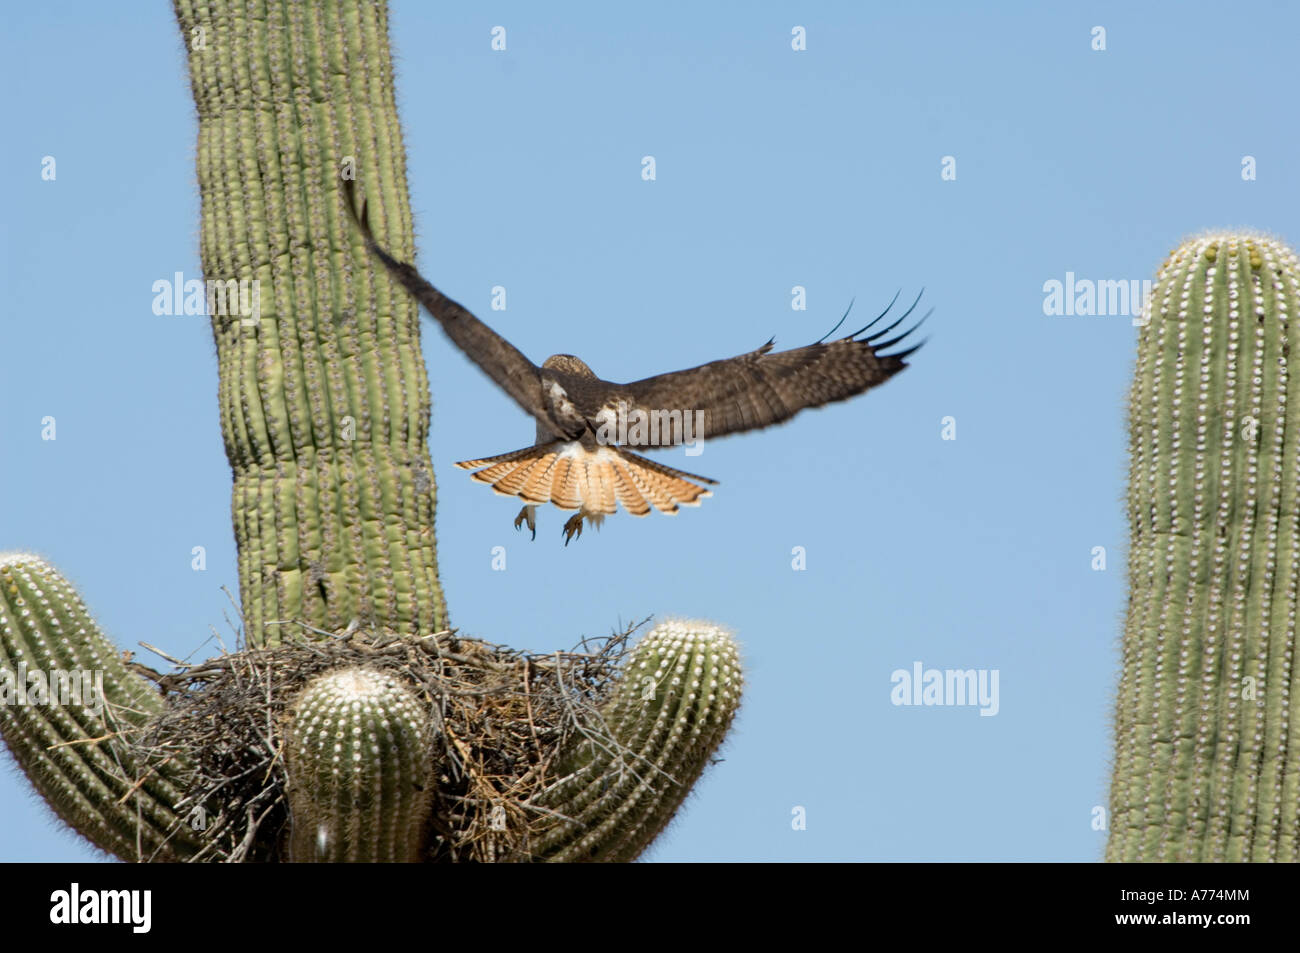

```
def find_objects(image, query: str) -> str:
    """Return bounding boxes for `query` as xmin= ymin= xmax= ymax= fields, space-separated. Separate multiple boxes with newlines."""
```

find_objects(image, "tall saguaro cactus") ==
xmin=1108 ymin=232 xmax=1300 ymax=861
xmin=179 ymin=0 xmax=446 ymax=646
xmin=1 ymin=0 xmax=741 ymax=862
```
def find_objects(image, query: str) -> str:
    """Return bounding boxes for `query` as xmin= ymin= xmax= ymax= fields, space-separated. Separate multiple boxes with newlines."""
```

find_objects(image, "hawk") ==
xmin=343 ymin=181 xmax=926 ymax=543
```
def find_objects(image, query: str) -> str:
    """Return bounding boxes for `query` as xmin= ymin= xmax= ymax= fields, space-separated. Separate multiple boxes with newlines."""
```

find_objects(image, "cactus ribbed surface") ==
xmin=1 ymin=0 xmax=741 ymax=863
xmin=534 ymin=621 xmax=743 ymax=862
xmin=287 ymin=668 xmax=434 ymax=862
xmin=176 ymin=0 xmax=446 ymax=647
xmin=1108 ymin=232 xmax=1300 ymax=862
xmin=0 ymin=554 xmax=199 ymax=861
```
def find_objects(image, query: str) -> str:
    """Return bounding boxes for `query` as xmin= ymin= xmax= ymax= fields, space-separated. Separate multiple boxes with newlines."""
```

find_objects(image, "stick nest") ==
xmin=126 ymin=620 xmax=644 ymax=862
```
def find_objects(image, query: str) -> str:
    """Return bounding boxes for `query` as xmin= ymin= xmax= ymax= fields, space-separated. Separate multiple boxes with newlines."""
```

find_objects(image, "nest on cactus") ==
xmin=122 ymin=620 xmax=646 ymax=863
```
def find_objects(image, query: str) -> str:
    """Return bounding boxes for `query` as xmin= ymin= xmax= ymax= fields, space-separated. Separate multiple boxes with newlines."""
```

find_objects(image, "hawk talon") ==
xmin=562 ymin=514 xmax=585 ymax=546
xmin=514 ymin=505 xmax=537 ymax=541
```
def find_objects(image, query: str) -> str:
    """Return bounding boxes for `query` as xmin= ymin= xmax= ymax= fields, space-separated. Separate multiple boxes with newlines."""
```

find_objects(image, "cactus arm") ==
xmin=0 ymin=554 xmax=200 ymax=861
xmin=532 ymin=621 xmax=743 ymax=862
xmin=1108 ymin=233 xmax=1300 ymax=862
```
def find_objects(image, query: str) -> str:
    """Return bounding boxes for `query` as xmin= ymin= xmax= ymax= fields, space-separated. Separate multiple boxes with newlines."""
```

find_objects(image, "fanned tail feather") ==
xmin=455 ymin=442 xmax=716 ymax=517
xmin=612 ymin=447 xmax=714 ymax=515
xmin=549 ymin=456 xmax=581 ymax=509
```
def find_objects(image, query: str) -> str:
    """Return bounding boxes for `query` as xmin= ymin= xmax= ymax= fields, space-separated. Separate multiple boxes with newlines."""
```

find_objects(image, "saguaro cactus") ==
xmin=0 ymin=0 xmax=741 ymax=862
xmin=1108 ymin=232 xmax=1300 ymax=861
xmin=179 ymin=0 xmax=447 ymax=644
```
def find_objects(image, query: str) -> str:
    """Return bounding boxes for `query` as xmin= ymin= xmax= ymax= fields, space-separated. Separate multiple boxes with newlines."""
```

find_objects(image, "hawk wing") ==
xmin=610 ymin=293 xmax=927 ymax=445
xmin=342 ymin=179 xmax=548 ymax=426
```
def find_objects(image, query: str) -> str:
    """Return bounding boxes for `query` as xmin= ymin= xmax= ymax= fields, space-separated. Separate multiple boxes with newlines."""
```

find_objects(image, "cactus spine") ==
xmin=1108 ymin=233 xmax=1300 ymax=861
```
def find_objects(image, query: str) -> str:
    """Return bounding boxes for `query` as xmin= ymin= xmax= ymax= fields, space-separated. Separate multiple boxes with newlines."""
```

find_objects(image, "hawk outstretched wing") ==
xmin=608 ymin=292 xmax=925 ymax=446
xmin=344 ymin=178 xmax=924 ymax=443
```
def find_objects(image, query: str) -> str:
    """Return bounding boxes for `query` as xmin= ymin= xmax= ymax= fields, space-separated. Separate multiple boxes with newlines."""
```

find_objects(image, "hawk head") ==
xmin=541 ymin=354 xmax=597 ymax=379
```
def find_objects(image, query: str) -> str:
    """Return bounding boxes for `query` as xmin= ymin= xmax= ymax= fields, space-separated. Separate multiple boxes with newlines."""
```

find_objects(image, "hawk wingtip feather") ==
xmin=835 ymin=288 xmax=903 ymax=341
xmin=815 ymin=296 xmax=859 ymax=344
xmin=889 ymin=339 xmax=927 ymax=363
xmin=852 ymin=288 xmax=924 ymax=341
xmin=872 ymin=308 xmax=931 ymax=354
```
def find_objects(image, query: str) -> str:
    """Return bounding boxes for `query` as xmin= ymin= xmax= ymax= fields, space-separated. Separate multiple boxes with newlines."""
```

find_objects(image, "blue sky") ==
xmin=2 ymin=2 xmax=1297 ymax=862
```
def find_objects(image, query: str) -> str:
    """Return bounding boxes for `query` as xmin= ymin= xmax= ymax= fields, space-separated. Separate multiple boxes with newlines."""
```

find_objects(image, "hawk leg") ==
xmin=514 ymin=505 xmax=537 ymax=540
xmin=562 ymin=513 xmax=585 ymax=546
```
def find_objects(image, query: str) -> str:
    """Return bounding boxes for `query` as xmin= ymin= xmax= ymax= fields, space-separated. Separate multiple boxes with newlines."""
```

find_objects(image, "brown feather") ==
xmin=492 ymin=453 xmax=553 ymax=497
xmin=456 ymin=446 xmax=541 ymax=471
xmin=609 ymin=294 xmax=926 ymax=444
xmin=518 ymin=454 xmax=559 ymax=504
xmin=592 ymin=459 xmax=618 ymax=515
xmin=615 ymin=454 xmax=680 ymax=515
xmin=609 ymin=458 xmax=652 ymax=517
xmin=549 ymin=457 xmax=581 ymax=510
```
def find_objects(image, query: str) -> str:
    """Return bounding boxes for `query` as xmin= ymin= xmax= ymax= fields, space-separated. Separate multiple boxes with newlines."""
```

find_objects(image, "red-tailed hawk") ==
xmin=344 ymin=182 xmax=925 ymax=543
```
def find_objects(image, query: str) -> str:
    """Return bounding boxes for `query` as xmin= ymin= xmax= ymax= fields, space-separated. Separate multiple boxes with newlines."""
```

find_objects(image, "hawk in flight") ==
xmin=344 ymin=181 xmax=926 ymax=543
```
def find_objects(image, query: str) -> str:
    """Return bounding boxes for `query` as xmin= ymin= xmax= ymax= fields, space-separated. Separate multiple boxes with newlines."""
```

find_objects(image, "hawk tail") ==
xmin=455 ymin=443 xmax=716 ymax=517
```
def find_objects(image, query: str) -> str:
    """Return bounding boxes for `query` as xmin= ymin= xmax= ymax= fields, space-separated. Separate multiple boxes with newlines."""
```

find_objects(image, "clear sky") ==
xmin=2 ymin=2 xmax=1298 ymax=862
